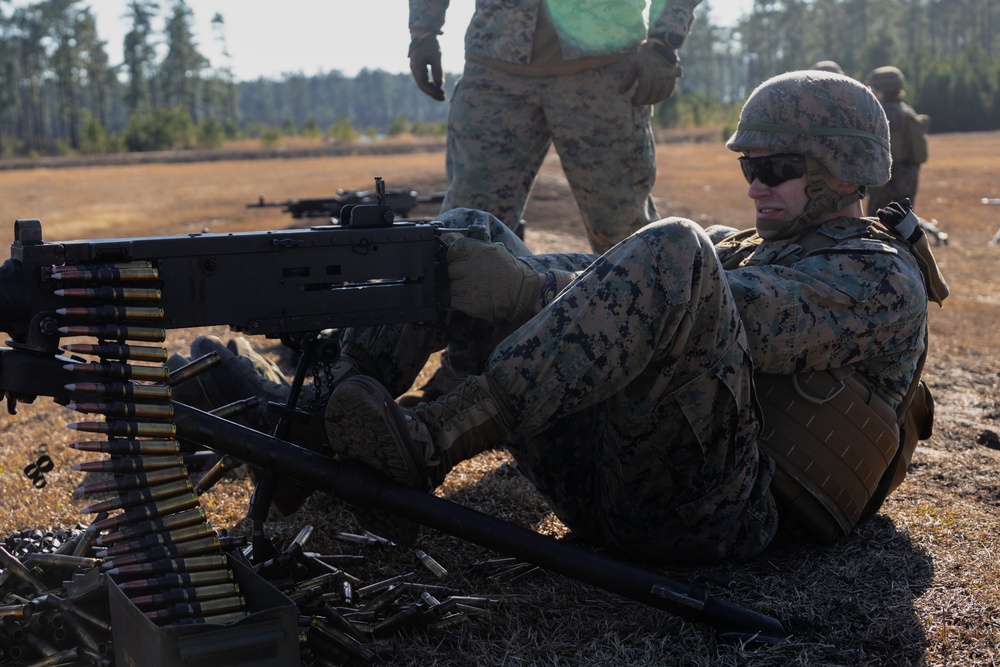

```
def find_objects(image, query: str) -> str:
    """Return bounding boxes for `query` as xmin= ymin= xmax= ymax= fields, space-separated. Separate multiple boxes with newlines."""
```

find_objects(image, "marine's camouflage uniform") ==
xmin=337 ymin=209 xmax=594 ymax=396
xmin=340 ymin=206 xmax=927 ymax=564
xmin=410 ymin=0 xmax=701 ymax=253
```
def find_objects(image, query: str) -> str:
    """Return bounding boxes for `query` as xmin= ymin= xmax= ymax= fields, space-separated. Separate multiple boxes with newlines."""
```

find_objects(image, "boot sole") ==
xmin=325 ymin=377 xmax=427 ymax=543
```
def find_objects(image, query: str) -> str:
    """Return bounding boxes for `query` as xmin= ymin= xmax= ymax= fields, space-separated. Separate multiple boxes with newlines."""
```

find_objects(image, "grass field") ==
xmin=0 ymin=131 xmax=998 ymax=665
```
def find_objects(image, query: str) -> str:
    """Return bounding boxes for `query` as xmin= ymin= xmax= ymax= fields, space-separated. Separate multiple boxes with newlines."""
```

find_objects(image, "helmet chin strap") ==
xmin=756 ymin=157 xmax=866 ymax=240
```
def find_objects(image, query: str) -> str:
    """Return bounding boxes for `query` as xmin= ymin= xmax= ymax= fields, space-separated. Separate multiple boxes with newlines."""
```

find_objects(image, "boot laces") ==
xmin=417 ymin=382 xmax=483 ymax=434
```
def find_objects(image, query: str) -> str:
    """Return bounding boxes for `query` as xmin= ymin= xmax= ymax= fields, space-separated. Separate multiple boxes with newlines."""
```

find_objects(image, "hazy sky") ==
xmin=54 ymin=1 xmax=753 ymax=81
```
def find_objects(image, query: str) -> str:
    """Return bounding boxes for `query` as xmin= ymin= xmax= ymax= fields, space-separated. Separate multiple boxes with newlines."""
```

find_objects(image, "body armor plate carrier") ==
xmin=754 ymin=370 xmax=902 ymax=543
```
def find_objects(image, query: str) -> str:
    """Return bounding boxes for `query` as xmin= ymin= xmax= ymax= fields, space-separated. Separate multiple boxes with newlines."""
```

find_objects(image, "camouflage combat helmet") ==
xmin=726 ymin=70 xmax=890 ymax=238
xmin=866 ymin=66 xmax=905 ymax=93
xmin=811 ymin=60 xmax=844 ymax=75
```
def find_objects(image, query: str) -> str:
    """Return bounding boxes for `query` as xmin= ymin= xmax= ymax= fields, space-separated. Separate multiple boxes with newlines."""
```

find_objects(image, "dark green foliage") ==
xmin=327 ymin=115 xmax=359 ymax=143
xmin=80 ymin=113 xmax=111 ymax=155
xmin=196 ymin=116 xmax=226 ymax=149
xmin=655 ymin=91 xmax=737 ymax=130
xmin=123 ymin=106 xmax=195 ymax=151
xmin=387 ymin=112 xmax=410 ymax=137
xmin=235 ymin=69 xmax=454 ymax=139
xmin=683 ymin=0 xmax=1000 ymax=134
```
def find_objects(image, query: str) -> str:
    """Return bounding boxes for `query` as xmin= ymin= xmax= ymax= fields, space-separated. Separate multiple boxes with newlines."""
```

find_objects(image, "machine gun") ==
xmin=247 ymin=186 xmax=445 ymax=220
xmin=0 ymin=188 xmax=787 ymax=642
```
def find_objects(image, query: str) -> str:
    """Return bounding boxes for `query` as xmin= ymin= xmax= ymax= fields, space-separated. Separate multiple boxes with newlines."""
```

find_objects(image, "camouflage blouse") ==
xmin=715 ymin=217 xmax=928 ymax=407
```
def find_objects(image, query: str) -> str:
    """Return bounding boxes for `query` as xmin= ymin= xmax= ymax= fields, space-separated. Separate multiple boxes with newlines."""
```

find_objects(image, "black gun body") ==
xmin=12 ymin=220 xmax=441 ymax=339
xmin=0 ymin=351 xmax=76 ymax=403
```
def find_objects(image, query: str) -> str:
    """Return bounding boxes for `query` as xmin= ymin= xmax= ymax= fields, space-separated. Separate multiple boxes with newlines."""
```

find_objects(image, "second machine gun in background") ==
xmin=247 ymin=185 xmax=445 ymax=221
xmin=248 ymin=181 xmax=528 ymax=240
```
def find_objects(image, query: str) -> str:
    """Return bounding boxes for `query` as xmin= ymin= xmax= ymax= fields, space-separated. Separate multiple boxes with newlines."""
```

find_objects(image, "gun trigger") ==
xmin=6 ymin=393 xmax=18 ymax=415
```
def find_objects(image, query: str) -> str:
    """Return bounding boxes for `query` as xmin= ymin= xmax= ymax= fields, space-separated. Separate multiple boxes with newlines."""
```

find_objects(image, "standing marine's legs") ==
xmin=441 ymin=63 xmax=553 ymax=232
xmin=546 ymin=61 xmax=659 ymax=253
xmin=419 ymin=63 xmax=559 ymax=405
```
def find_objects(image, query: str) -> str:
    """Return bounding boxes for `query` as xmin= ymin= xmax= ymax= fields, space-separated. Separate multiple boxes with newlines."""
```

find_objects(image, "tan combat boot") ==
xmin=325 ymin=374 xmax=508 ymax=541
xmin=169 ymin=335 xmax=297 ymax=431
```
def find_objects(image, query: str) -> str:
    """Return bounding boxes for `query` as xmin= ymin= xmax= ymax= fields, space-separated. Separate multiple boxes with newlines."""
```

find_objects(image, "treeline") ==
xmin=0 ymin=0 xmax=450 ymax=158
xmin=238 ymin=70 xmax=452 ymax=140
xmin=2 ymin=0 xmax=1000 ymax=158
xmin=678 ymin=0 xmax=1000 ymax=133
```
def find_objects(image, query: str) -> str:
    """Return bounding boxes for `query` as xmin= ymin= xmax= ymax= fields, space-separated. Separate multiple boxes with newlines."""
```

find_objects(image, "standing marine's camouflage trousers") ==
xmin=339 ymin=210 xmax=778 ymax=565
xmin=442 ymin=61 xmax=659 ymax=254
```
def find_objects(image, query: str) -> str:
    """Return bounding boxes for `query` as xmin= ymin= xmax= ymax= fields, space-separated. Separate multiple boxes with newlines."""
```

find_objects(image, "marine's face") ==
xmin=741 ymin=151 xmax=810 ymax=240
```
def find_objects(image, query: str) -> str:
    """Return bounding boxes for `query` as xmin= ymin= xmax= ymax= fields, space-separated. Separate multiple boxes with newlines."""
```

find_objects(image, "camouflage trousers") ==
xmin=340 ymin=211 xmax=778 ymax=565
xmin=442 ymin=61 xmax=659 ymax=254
xmin=866 ymin=163 xmax=920 ymax=216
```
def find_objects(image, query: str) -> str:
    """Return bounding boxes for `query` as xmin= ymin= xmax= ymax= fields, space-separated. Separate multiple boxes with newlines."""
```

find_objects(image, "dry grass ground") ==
xmin=0 ymin=132 xmax=998 ymax=665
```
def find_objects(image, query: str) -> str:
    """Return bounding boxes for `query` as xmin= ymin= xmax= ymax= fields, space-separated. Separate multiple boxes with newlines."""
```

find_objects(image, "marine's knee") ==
xmin=609 ymin=218 xmax=721 ymax=302
xmin=437 ymin=208 xmax=528 ymax=254
xmin=703 ymin=224 xmax=740 ymax=245
xmin=631 ymin=217 xmax=715 ymax=262
xmin=437 ymin=207 xmax=499 ymax=231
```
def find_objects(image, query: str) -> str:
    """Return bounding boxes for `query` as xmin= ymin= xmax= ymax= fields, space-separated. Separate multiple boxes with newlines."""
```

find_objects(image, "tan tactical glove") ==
xmin=617 ymin=39 xmax=682 ymax=106
xmin=409 ymin=33 xmax=445 ymax=101
xmin=447 ymin=237 xmax=540 ymax=323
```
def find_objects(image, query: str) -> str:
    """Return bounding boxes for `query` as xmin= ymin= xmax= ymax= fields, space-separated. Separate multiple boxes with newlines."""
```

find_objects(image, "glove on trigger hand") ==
xmin=876 ymin=198 xmax=920 ymax=242
xmin=447 ymin=237 xmax=539 ymax=324
xmin=875 ymin=198 xmax=912 ymax=228
xmin=409 ymin=35 xmax=445 ymax=101
xmin=617 ymin=40 xmax=681 ymax=106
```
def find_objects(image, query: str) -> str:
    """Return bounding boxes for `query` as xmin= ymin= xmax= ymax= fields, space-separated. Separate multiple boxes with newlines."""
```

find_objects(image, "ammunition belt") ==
xmin=53 ymin=258 xmax=251 ymax=625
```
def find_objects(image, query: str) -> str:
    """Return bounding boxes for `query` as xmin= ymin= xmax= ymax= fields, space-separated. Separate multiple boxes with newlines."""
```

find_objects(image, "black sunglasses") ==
xmin=738 ymin=153 xmax=807 ymax=187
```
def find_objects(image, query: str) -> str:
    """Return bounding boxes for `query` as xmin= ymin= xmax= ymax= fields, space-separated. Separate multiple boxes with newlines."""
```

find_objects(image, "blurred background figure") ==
xmin=865 ymin=66 xmax=930 ymax=216
xmin=408 ymin=0 xmax=701 ymax=253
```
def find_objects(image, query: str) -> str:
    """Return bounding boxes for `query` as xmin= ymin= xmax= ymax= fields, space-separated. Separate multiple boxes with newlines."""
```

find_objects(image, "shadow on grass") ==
xmin=441 ymin=458 xmax=933 ymax=666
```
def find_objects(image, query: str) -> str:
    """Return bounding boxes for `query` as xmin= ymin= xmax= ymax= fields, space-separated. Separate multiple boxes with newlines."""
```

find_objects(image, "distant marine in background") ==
xmin=864 ymin=66 xmax=931 ymax=216
xmin=811 ymin=60 xmax=845 ymax=75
